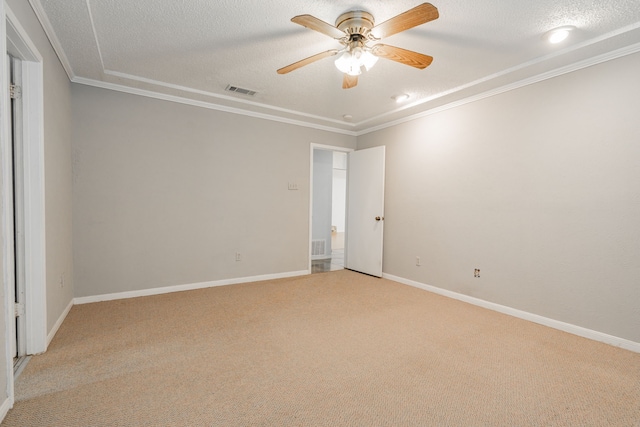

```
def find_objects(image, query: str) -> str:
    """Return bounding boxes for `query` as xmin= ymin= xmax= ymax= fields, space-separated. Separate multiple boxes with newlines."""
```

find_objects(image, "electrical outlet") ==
xmin=235 ymin=252 xmax=242 ymax=262
xmin=416 ymin=256 xmax=421 ymax=266
xmin=59 ymin=272 xmax=65 ymax=288
xmin=474 ymin=268 xmax=480 ymax=278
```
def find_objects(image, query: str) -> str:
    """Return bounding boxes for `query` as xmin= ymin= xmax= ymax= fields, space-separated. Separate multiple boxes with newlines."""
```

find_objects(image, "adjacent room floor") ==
xmin=311 ymin=230 xmax=344 ymax=273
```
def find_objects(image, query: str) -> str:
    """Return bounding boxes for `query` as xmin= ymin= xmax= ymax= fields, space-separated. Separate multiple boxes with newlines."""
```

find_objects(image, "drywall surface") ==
xmin=6 ymin=0 xmax=74 ymax=337
xmin=71 ymin=84 xmax=356 ymax=297
xmin=357 ymin=52 xmax=640 ymax=343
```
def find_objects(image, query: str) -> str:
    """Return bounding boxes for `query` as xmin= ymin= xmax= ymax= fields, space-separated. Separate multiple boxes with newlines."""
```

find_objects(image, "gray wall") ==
xmin=71 ymin=84 xmax=356 ymax=297
xmin=5 ymin=0 xmax=74 ymax=339
xmin=358 ymin=52 xmax=640 ymax=343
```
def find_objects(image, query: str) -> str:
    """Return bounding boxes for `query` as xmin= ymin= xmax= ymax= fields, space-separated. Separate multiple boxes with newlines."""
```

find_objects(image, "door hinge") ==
xmin=14 ymin=302 xmax=25 ymax=317
xmin=10 ymin=84 xmax=22 ymax=99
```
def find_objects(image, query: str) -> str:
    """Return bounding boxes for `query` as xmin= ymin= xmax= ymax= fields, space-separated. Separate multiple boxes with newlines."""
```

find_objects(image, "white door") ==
xmin=345 ymin=146 xmax=385 ymax=277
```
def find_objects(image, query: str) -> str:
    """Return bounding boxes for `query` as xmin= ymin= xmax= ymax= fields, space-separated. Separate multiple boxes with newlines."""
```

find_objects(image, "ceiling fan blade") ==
xmin=342 ymin=74 xmax=358 ymax=89
xmin=371 ymin=44 xmax=433 ymax=69
xmin=291 ymin=15 xmax=346 ymax=39
xmin=277 ymin=50 xmax=340 ymax=74
xmin=370 ymin=3 xmax=439 ymax=40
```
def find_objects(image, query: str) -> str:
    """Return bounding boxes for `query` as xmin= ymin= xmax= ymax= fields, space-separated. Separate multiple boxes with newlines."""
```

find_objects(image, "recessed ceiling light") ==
xmin=392 ymin=94 xmax=410 ymax=103
xmin=544 ymin=26 xmax=575 ymax=44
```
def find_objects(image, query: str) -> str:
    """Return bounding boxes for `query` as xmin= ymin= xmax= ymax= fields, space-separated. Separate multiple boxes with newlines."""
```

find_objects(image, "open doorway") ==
xmin=310 ymin=146 xmax=351 ymax=273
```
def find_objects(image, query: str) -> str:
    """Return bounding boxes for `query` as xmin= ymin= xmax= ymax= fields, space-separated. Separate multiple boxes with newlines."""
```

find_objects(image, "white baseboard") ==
xmin=46 ymin=299 xmax=74 ymax=348
xmin=383 ymin=273 xmax=640 ymax=354
xmin=74 ymin=270 xmax=311 ymax=305
xmin=0 ymin=396 xmax=13 ymax=424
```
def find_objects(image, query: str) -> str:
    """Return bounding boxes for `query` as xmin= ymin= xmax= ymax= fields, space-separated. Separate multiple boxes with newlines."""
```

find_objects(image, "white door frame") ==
xmin=9 ymin=54 xmax=27 ymax=361
xmin=308 ymin=143 xmax=353 ymax=273
xmin=1 ymin=2 xmax=47 ymax=404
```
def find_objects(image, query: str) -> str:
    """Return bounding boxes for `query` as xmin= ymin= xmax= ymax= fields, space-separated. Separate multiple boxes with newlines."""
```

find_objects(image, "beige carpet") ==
xmin=3 ymin=270 xmax=640 ymax=426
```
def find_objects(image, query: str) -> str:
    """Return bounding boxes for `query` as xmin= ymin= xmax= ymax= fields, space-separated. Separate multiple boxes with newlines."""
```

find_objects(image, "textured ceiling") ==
xmin=29 ymin=0 xmax=640 ymax=134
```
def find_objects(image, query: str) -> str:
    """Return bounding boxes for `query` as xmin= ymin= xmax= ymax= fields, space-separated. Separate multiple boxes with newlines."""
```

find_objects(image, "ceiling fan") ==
xmin=277 ymin=3 xmax=439 ymax=89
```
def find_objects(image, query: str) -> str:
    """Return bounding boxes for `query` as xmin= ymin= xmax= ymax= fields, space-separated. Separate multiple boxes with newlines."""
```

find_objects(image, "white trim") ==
xmin=103 ymin=70 xmax=356 ymax=129
xmin=10 ymin=56 xmax=26 ymax=360
xmin=5 ymin=5 xmax=47 ymax=356
xmin=5 ymin=9 xmax=41 ymax=62
xmin=82 ymin=0 xmax=354 ymax=132
xmin=26 ymin=0 xmax=73 ymax=79
xmin=358 ymin=26 xmax=640 ymax=129
xmin=357 ymin=41 xmax=640 ymax=136
xmin=72 ymin=76 xmax=358 ymax=136
xmin=384 ymin=273 xmax=640 ymax=354
xmin=74 ymin=270 xmax=310 ymax=305
xmin=310 ymin=143 xmax=354 ymax=152
xmin=23 ymin=0 xmax=640 ymax=135
xmin=21 ymin=60 xmax=46 ymax=355
xmin=70 ymin=39 xmax=640 ymax=137
xmin=84 ymin=0 xmax=105 ymax=71
xmin=357 ymin=21 xmax=640 ymax=131
xmin=46 ymin=299 xmax=72 ymax=347
xmin=0 ymin=0 xmax=15 ymax=415
xmin=0 ymin=396 xmax=12 ymax=423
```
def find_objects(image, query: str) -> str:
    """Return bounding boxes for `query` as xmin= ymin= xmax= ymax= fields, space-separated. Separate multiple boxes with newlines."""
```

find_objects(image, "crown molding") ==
xmin=102 ymin=69 xmax=356 ymax=129
xmin=25 ymin=0 xmax=640 ymax=136
xmin=71 ymin=76 xmax=358 ymax=136
xmin=357 ymin=40 xmax=640 ymax=136
xmin=27 ymin=0 xmax=74 ymax=80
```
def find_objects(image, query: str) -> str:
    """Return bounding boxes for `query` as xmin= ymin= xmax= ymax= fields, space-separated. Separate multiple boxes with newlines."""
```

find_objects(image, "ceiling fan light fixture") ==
xmin=335 ymin=51 xmax=360 ymax=75
xmin=282 ymin=3 xmax=439 ymax=88
xmin=361 ymin=50 xmax=379 ymax=71
xmin=334 ymin=50 xmax=350 ymax=72
xmin=335 ymin=43 xmax=377 ymax=76
xmin=544 ymin=26 xmax=575 ymax=44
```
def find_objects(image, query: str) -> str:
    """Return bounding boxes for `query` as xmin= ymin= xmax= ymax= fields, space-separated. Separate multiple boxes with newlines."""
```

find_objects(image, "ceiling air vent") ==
xmin=225 ymin=85 xmax=257 ymax=97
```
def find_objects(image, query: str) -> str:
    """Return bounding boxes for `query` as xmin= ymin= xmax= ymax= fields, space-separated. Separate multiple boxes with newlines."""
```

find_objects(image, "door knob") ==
xmin=375 ymin=216 xmax=384 ymax=221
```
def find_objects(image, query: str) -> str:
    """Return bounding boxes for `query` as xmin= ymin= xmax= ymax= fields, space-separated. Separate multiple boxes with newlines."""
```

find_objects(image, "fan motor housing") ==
xmin=335 ymin=11 xmax=375 ymax=36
